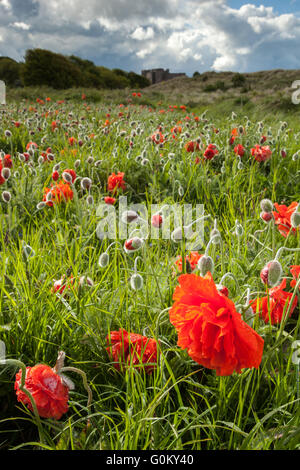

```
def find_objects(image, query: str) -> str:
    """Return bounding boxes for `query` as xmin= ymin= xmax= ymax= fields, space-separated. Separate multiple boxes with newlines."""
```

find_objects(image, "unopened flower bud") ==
xmin=291 ymin=211 xmax=300 ymax=228
xmin=281 ymin=149 xmax=287 ymax=158
xmin=235 ymin=220 xmax=244 ymax=237
xmin=198 ymin=255 xmax=214 ymax=276
xmin=23 ymin=244 xmax=35 ymax=259
xmin=124 ymin=237 xmax=143 ymax=252
xmin=210 ymin=228 xmax=221 ymax=244
xmin=260 ymin=260 xmax=282 ymax=287
xmin=260 ymin=199 xmax=273 ymax=213
xmin=81 ymin=177 xmax=92 ymax=190
xmin=260 ymin=211 xmax=273 ymax=223
xmin=130 ymin=273 xmax=143 ymax=290
xmin=98 ymin=252 xmax=109 ymax=268
xmin=36 ymin=201 xmax=46 ymax=209
xmin=74 ymin=159 xmax=81 ymax=168
xmin=62 ymin=171 xmax=73 ymax=183
xmin=1 ymin=168 xmax=10 ymax=180
xmin=151 ymin=214 xmax=163 ymax=228
xmin=79 ymin=276 xmax=94 ymax=287
xmin=121 ymin=210 xmax=139 ymax=224
xmin=86 ymin=195 xmax=94 ymax=206
xmin=2 ymin=191 xmax=11 ymax=202
xmin=216 ymin=284 xmax=229 ymax=297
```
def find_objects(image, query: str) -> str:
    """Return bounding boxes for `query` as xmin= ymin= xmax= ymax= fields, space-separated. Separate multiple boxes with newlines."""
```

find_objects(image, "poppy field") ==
xmin=0 ymin=90 xmax=299 ymax=450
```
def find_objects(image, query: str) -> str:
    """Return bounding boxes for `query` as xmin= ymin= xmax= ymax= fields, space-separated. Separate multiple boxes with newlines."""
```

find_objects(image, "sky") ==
xmin=0 ymin=0 xmax=300 ymax=76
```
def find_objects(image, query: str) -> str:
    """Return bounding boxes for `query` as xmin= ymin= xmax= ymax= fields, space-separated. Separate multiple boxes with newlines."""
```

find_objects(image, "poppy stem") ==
xmin=60 ymin=366 xmax=93 ymax=411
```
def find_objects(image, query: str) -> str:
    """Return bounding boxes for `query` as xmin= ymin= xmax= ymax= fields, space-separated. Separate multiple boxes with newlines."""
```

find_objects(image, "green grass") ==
xmin=0 ymin=89 xmax=299 ymax=450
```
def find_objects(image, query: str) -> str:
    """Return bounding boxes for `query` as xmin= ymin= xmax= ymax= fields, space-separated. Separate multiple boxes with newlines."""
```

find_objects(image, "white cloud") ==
xmin=130 ymin=27 xmax=154 ymax=41
xmin=10 ymin=22 xmax=30 ymax=30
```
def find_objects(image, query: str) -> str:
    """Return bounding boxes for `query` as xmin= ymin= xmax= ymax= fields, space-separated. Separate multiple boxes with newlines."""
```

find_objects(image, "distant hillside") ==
xmin=141 ymin=69 xmax=300 ymax=114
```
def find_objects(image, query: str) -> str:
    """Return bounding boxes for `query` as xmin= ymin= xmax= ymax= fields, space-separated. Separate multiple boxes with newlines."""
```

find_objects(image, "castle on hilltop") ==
xmin=141 ymin=68 xmax=186 ymax=85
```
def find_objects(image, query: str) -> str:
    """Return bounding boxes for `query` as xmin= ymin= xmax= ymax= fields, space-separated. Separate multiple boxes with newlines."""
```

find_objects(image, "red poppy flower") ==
xmin=272 ymin=202 xmax=298 ymax=238
xmin=290 ymin=265 xmax=300 ymax=289
xmin=250 ymin=278 xmax=298 ymax=324
xmin=14 ymin=364 xmax=69 ymax=419
xmin=107 ymin=172 xmax=126 ymax=193
xmin=52 ymin=275 xmax=74 ymax=296
xmin=251 ymin=145 xmax=272 ymax=162
xmin=174 ymin=252 xmax=203 ymax=273
xmin=0 ymin=162 xmax=5 ymax=185
xmin=2 ymin=154 xmax=12 ymax=168
xmin=234 ymin=144 xmax=245 ymax=157
xmin=151 ymin=131 xmax=165 ymax=144
xmin=104 ymin=196 xmax=116 ymax=205
xmin=52 ymin=171 xmax=59 ymax=181
xmin=169 ymin=273 xmax=264 ymax=376
xmin=185 ymin=141 xmax=200 ymax=152
xmin=204 ymin=144 xmax=218 ymax=160
xmin=151 ymin=214 xmax=163 ymax=228
xmin=26 ymin=141 xmax=38 ymax=151
xmin=43 ymin=181 xmax=74 ymax=206
xmin=106 ymin=329 xmax=158 ymax=373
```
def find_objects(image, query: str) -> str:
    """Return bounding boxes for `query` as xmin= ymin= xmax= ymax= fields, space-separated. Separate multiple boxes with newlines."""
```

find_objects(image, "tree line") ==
xmin=0 ymin=49 xmax=150 ymax=89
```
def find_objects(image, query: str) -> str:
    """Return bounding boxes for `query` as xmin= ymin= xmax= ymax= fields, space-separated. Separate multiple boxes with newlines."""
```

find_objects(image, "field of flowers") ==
xmin=0 ymin=90 xmax=299 ymax=450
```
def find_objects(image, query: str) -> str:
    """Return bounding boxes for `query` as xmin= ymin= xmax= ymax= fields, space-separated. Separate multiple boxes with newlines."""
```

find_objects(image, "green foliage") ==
xmin=0 ymin=57 xmax=23 ymax=86
xmin=232 ymin=73 xmax=246 ymax=88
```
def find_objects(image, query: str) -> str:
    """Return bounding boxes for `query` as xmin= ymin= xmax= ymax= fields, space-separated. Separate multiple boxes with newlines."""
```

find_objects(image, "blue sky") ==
xmin=1 ymin=0 xmax=300 ymax=75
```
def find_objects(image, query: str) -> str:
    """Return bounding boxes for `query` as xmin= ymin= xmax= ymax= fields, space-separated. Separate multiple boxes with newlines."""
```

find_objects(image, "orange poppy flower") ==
xmin=43 ymin=181 xmax=74 ymax=206
xmin=174 ymin=252 xmax=203 ymax=273
xmin=272 ymin=202 xmax=298 ymax=238
xmin=106 ymin=329 xmax=158 ymax=373
xmin=169 ymin=273 xmax=264 ymax=376
xmin=290 ymin=265 xmax=300 ymax=289
xmin=251 ymin=278 xmax=298 ymax=324
xmin=15 ymin=364 xmax=69 ymax=420
xmin=107 ymin=172 xmax=126 ymax=193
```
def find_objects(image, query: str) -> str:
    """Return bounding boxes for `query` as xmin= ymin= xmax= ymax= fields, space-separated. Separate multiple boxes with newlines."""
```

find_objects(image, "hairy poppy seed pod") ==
xmin=171 ymin=226 xmax=185 ymax=242
xmin=98 ymin=252 xmax=109 ymax=268
xmin=81 ymin=177 xmax=92 ymax=190
xmin=281 ymin=149 xmax=287 ymax=158
xmin=260 ymin=211 xmax=273 ymax=223
xmin=4 ymin=130 xmax=12 ymax=138
xmin=53 ymin=163 xmax=60 ymax=172
xmin=238 ymin=161 xmax=244 ymax=170
xmin=238 ymin=125 xmax=244 ymax=135
xmin=38 ymin=156 xmax=44 ymax=165
xmin=260 ymin=260 xmax=282 ymax=287
xmin=62 ymin=171 xmax=73 ymax=184
xmin=121 ymin=210 xmax=139 ymax=224
xmin=87 ymin=156 xmax=94 ymax=164
xmin=36 ymin=201 xmax=46 ymax=210
xmin=141 ymin=158 xmax=149 ymax=166
xmin=47 ymin=153 xmax=55 ymax=161
xmin=1 ymin=167 xmax=10 ymax=180
xmin=86 ymin=195 xmax=94 ymax=206
xmin=130 ymin=273 xmax=143 ymax=291
xmin=2 ymin=191 xmax=11 ymax=203
xmin=178 ymin=186 xmax=184 ymax=197
xmin=260 ymin=199 xmax=273 ymax=213
xmin=94 ymin=160 xmax=102 ymax=167
xmin=198 ymin=255 xmax=214 ymax=277
xmin=291 ymin=211 xmax=300 ymax=228
xmin=74 ymin=159 xmax=81 ymax=168
xmin=19 ymin=153 xmax=26 ymax=162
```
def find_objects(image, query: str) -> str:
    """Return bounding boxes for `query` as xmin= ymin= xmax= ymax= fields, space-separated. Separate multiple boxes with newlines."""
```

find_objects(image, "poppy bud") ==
xmin=124 ymin=237 xmax=143 ymax=253
xmin=216 ymin=284 xmax=229 ymax=297
xmin=52 ymin=171 xmax=59 ymax=181
xmin=47 ymin=153 xmax=55 ymax=161
xmin=4 ymin=130 xmax=12 ymax=138
xmin=260 ymin=260 xmax=282 ymax=287
xmin=151 ymin=214 xmax=163 ymax=228
xmin=171 ymin=227 xmax=184 ymax=242
xmin=38 ymin=156 xmax=44 ymax=165
xmin=121 ymin=210 xmax=139 ymax=224
xmin=198 ymin=255 xmax=214 ymax=277
xmin=23 ymin=244 xmax=35 ymax=259
xmin=291 ymin=211 xmax=300 ymax=228
xmin=74 ymin=159 xmax=81 ymax=169
xmin=87 ymin=156 xmax=94 ymax=164
xmin=98 ymin=252 xmax=109 ymax=268
xmin=235 ymin=221 xmax=244 ymax=237
xmin=260 ymin=211 xmax=273 ymax=223
xmin=81 ymin=177 xmax=92 ymax=190
xmin=36 ymin=201 xmax=46 ymax=209
xmin=62 ymin=171 xmax=73 ymax=184
xmin=79 ymin=276 xmax=94 ymax=287
xmin=1 ymin=168 xmax=10 ymax=180
xmin=210 ymin=228 xmax=221 ymax=244
xmin=260 ymin=199 xmax=273 ymax=213
xmin=2 ymin=191 xmax=11 ymax=203
xmin=281 ymin=149 xmax=287 ymax=158
xmin=130 ymin=273 xmax=143 ymax=290
xmin=86 ymin=195 xmax=94 ymax=206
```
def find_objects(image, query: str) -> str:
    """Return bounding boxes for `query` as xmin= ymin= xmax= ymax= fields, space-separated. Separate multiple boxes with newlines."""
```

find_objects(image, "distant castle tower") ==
xmin=141 ymin=68 xmax=186 ymax=85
